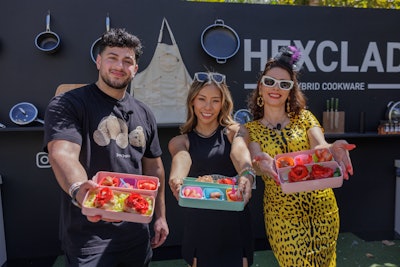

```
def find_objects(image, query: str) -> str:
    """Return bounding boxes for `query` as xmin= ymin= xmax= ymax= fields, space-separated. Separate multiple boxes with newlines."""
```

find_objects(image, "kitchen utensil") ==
xmin=34 ymin=11 xmax=60 ymax=54
xmin=90 ymin=14 xmax=110 ymax=63
xmin=334 ymin=98 xmax=339 ymax=129
xmin=330 ymin=98 xmax=334 ymax=130
xmin=233 ymin=109 xmax=253 ymax=124
xmin=385 ymin=101 xmax=400 ymax=121
xmin=9 ymin=102 xmax=44 ymax=125
xmin=201 ymin=19 xmax=240 ymax=64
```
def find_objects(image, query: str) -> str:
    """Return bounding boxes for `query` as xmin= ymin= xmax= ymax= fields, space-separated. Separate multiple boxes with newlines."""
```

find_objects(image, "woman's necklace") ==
xmin=193 ymin=126 xmax=219 ymax=138
xmin=261 ymin=114 xmax=288 ymax=133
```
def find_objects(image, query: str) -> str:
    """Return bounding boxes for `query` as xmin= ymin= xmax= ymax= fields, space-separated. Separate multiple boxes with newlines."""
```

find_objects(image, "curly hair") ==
xmin=98 ymin=28 xmax=143 ymax=61
xmin=180 ymin=73 xmax=236 ymax=134
xmin=247 ymin=55 xmax=307 ymax=120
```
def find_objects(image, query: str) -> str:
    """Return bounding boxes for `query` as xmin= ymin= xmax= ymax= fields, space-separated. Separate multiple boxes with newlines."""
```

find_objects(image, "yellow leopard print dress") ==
xmin=246 ymin=110 xmax=339 ymax=267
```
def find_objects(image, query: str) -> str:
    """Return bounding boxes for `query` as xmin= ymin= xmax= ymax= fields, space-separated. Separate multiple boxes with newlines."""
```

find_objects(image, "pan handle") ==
xmin=46 ymin=11 xmax=51 ymax=32
xmin=106 ymin=13 xmax=110 ymax=32
xmin=35 ymin=118 xmax=45 ymax=125
xmin=217 ymin=58 xmax=227 ymax=64
xmin=214 ymin=19 xmax=225 ymax=26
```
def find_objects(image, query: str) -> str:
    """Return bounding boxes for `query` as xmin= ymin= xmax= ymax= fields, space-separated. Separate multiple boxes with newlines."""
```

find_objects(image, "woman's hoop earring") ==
xmin=257 ymin=96 xmax=264 ymax=107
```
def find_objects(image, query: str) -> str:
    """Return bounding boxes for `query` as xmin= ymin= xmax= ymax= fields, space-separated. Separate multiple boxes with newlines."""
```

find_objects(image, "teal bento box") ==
xmin=178 ymin=177 xmax=245 ymax=211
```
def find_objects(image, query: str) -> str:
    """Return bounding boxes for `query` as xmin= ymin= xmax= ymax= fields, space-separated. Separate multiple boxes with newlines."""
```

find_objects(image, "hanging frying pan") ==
xmin=201 ymin=19 xmax=240 ymax=64
xmin=34 ymin=11 xmax=60 ymax=54
xmin=9 ymin=102 xmax=44 ymax=126
xmin=90 ymin=14 xmax=110 ymax=64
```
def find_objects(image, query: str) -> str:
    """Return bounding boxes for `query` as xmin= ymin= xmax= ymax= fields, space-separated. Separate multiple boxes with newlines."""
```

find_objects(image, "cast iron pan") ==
xmin=201 ymin=19 xmax=240 ymax=64
xmin=90 ymin=14 xmax=110 ymax=64
xmin=34 ymin=11 xmax=60 ymax=54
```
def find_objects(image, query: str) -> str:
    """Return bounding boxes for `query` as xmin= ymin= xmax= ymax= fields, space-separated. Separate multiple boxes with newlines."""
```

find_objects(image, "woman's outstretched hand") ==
xmin=169 ymin=178 xmax=183 ymax=201
xmin=326 ymin=140 xmax=356 ymax=180
xmin=252 ymin=152 xmax=279 ymax=184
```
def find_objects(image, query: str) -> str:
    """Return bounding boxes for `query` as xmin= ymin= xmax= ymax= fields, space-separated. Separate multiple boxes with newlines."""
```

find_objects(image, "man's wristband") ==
xmin=69 ymin=182 xmax=83 ymax=208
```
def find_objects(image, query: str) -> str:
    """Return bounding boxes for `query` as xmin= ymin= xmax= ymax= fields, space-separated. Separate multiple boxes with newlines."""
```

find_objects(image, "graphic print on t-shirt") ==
xmin=93 ymin=115 xmax=146 ymax=149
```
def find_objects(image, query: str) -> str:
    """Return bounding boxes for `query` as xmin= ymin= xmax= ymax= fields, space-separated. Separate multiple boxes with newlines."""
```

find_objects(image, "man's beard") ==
xmin=101 ymin=73 xmax=132 ymax=90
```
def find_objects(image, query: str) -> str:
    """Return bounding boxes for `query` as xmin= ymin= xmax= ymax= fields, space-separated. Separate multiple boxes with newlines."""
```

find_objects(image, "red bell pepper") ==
xmin=94 ymin=187 xmax=113 ymax=208
xmin=124 ymin=193 xmax=149 ymax=214
xmin=310 ymin=164 xmax=334 ymax=179
xmin=288 ymin=165 xmax=310 ymax=182
xmin=217 ymin=178 xmax=236 ymax=185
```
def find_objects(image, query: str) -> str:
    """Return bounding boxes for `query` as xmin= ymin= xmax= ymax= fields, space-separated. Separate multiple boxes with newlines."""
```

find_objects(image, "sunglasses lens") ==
xmin=263 ymin=77 xmax=276 ymax=87
xmin=280 ymin=81 xmax=293 ymax=90
xmin=212 ymin=74 xmax=225 ymax=83
xmin=195 ymin=73 xmax=209 ymax=82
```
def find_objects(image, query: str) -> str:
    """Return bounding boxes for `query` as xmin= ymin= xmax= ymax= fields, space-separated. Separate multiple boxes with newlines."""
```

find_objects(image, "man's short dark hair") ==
xmin=98 ymin=28 xmax=143 ymax=61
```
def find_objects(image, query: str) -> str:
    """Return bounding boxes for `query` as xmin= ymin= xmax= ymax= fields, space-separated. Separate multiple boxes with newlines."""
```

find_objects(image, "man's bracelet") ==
xmin=69 ymin=182 xmax=83 ymax=208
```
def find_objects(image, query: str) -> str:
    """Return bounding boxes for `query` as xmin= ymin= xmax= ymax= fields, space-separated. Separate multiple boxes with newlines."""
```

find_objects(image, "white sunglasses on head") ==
xmin=193 ymin=72 xmax=226 ymax=84
xmin=261 ymin=75 xmax=294 ymax=90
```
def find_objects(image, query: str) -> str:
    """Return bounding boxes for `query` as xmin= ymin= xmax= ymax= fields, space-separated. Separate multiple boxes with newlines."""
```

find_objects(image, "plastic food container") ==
xmin=178 ymin=180 xmax=245 ymax=211
xmin=81 ymin=187 xmax=155 ymax=223
xmin=93 ymin=171 xmax=159 ymax=197
xmin=275 ymin=149 xmax=343 ymax=194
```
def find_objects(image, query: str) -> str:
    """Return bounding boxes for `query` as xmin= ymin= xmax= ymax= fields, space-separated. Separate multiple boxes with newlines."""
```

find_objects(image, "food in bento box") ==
xmin=203 ymin=188 xmax=224 ymax=200
xmin=209 ymin=192 xmax=222 ymax=199
xmin=182 ymin=187 xmax=203 ymax=198
xmin=99 ymin=176 xmax=121 ymax=187
xmin=226 ymin=188 xmax=243 ymax=202
xmin=196 ymin=175 xmax=214 ymax=183
xmin=310 ymin=164 xmax=339 ymax=179
xmin=84 ymin=188 xmax=153 ymax=215
xmin=94 ymin=187 xmax=114 ymax=208
xmin=217 ymin=178 xmax=236 ymax=185
xmin=313 ymin=148 xmax=333 ymax=162
xmin=288 ymin=165 xmax=310 ymax=182
xmin=137 ymin=180 xmax=157 ymax=190
xmin=294 ymin=154 xmax=313 ymax=165
xmin=124 ymin=193 xmax=150 ymax=214
xmin=276 ymin=156 xmax=295 ymax=168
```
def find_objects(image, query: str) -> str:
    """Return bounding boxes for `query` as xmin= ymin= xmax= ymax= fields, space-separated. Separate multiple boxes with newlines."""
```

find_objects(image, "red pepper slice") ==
xmin=125 ymin=193 xmax=149 ymax=214
xmin=99 ymin=176 xmax=120 ymax=187
xmin=217 ymin=178 xmax=236 ymax=185
xmin=288 ymin=165 xmax=310 ymax=182
xmin=310 ymin=164 xmax=334 ymax=179
xmin=94 ymin=187 xmax=113 ymax=208
xmin=137 ymin=180 xmax=157 ymax=190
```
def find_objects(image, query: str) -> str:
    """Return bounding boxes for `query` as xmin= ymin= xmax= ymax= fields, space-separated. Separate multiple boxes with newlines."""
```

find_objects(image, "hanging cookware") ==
xmin=9 ymin=102 xmax=44 ymax=126
xmin=34 ymin=11 xmax=60 ymax=54
xmin=201 ymin=19 xmax=240 ymax=64
xmin=234 ymin=109 xmax=253 ymax=124
xmin=386 ymin=101 xmax=400 ymax=121
xmin=90 ymin=14 xmax=110 ymax=64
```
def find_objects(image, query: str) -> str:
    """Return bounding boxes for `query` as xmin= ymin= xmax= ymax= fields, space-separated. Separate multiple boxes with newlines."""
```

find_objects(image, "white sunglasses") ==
xmin=194 ymin=72 xmax=226 ymax=84
xmin=261 ymin=75 xmax=294 ymax=90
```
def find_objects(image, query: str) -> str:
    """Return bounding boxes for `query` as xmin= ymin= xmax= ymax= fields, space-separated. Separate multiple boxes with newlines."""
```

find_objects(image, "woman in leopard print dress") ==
xmin=244 ymin=46 xmax=355 ymax=267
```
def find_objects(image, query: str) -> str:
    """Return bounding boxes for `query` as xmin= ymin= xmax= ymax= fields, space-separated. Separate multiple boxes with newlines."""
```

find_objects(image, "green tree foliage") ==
xmin=187 ymin=0 xmax=400 ymax=9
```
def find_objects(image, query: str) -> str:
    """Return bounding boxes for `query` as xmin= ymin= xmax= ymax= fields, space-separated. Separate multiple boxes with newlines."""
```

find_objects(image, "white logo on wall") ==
xmin=36 ymin=152 xmax=51 ymax=168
